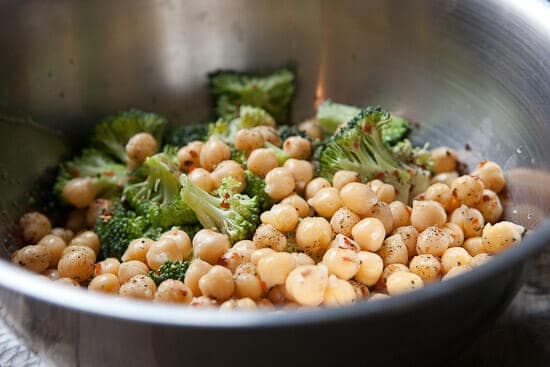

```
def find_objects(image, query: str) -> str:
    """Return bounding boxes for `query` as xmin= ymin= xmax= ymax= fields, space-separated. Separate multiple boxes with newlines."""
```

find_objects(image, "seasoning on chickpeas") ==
xmin=283 ymin=136 xmax=311 ymax=160
xmin=12 ymin=244 xmax=51 ymax=273
xmin=386 ymin=271 xmax=424 ymax=295
xmin=472 ymin=161 xmax=505 ymax=193
xmin=280 ymin=194 xmax=311 ymax=217
xmin=94 ymin=257 xmax=120 ymax=276
xmin=234 ymin=263 xmax=263 ymax=300
xmin=119 ymin=275 xmax=156 ymax=300
xmin=89 ymin=273 xmax=120 ymax=294
xmin=409 ymin=254 xmax=441 ymax=283
xmin=410 ymin=200 xmax=447 ymax=232
xmin=122 ymin=238 xmax=155 ymax=263
xmin=431 ymin=147 xmax=458 ymax=174
xmin=57 ymin=248 xmax=95 ymax=282
xmin=416 ymin=226 xmax=452 ymax=257
xmin=198 ymin=265 xmax=235 ymax=302
xmin=389 ymin=201 xmax=411 ymax=228
xmin=340 ymin=182 xmax=378 ymax=216
xmin=253 ymin=224 xmax=287 ymax=252
xmin=378 ymin=234 xmax=408 ymax=266
xmin=210 ymin=160 xmax=246 ymax=192
xmin=322 ymin=247 xmax=360 ymax=280
xmin=330 ymin=207 xmax=361 ymax=237
xmin=450 ymin=175 xmax=484 ymax=207
xmin=392 ymin=225 xmax=419 ymax=258
xmin=154 ymin=279 xmax=193 ymax=304
xmin=177 ymin=141 xmax=203 ymax=172
xmin=332 ymin=170 xmax=360 ymax=191
xmin=70 ymin=230 xmax=100 ymax=256
xmin=482 ymin=221 xmax=524 ymax=254
xmin=37 ymin=234 xmax=66 ymax=267
xmin=295 ymin=217 xmax=333 ymax=257
xmin=118 ymin=260 xmax=149 ymax=284
xmin=476 ymin=189 xmax=503 ymax=224
xmin=450 ymin=205 xmax=485 ymax=238
xmin=200 ymin=137 xmax=231 ymax=171
xmin=352 ymin=218 xmax=386 ymax=252
xmin=192 ymin=229 xmax=231 ymax=264
xmin=305 ymin=177 xmax=331 ymax=200
xmin=422 ymin=183 xmax=454 ymax=213
xmin=20 ymin=212 xmax=52 ymax=243
xmin=286 ymin=265 xmax=329 ymax=307
xmin=308 ymin=187 xmax=343 ymax=218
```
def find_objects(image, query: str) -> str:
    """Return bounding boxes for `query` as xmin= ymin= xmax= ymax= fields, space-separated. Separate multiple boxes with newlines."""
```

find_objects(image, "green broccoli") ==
xmin=392 ymin=139 xmax=435 ymax=172
xmin=149 ymin=260 xmax=190 ymax=285
xmin=277 ymin=125 xmax=310 ymax=142
xmin=54 ymin=149 xmax=127 ymax=201
xmin=180 ymin=175 xmax=259 ymax=243
xmin=209 ymin=68 xmax=295 ymax=123
xmin=244 ymin=171 xmax=274 ymax=212
xmin=165 ymin=123 xmax=208 ymax=147
xmin=91 ymin=109 xmax=167 ymax=162
xmin=317 ymin=106 xmax=429 ymax=203
xmin=123 ymin=149 xmax=197 ymax=228
xmin=265 ymin=142 xmax=289 ymax=165
xmin=94 ymin=202 xmax=149 ymax=259
xmin=316 ymin=100 xmax=410 ymax=146
xmin=207 ymin=105 xmax=276 ymax=143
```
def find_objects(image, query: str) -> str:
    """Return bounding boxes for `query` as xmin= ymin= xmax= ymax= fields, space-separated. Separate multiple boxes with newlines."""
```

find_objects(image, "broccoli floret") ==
xmin=317 ymin=106 xmax=429 ymax=203
xmin=149 ymin=260 xmax=190 ymax=285
xmin=207 ymin=105 xmax=276 ymax=143
xmin=91 ymin=109 xmax=167 ymax=162
xmin=94 ymin=202 xmax=149 ymax=259
xmin=180 ymin=175 xmax=259 ymax=243
xmin=316 ymin=100 xmax=410 ymax=146
xmin=265 ymin=142 xmax=289 ymax=165
xmin=54 ymin=149 xmax=127 ymax=201
xmin=392 ymin=139 xmax=435 ymax=172
xmin=209 ymin=68 xmax=295 ymax=124
xmin=244 ymin=171 xmax=274 ymax=212
xmin=165 ymin=123 xmax=209 ymax=147
xmin=231 ymin=146 xmax=248 ymax=167
xmin=277 ymin=125 xmax=310 ymax=142
xmin=124 ymin=150 xmax=197 ymax=227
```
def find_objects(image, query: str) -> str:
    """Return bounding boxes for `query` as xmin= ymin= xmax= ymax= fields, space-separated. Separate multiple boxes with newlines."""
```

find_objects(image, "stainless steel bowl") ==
xmin=0 ymin=1 xmax=549 ymax=366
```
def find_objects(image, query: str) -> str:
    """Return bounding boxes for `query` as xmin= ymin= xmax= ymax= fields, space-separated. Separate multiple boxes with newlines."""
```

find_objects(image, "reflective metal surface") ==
xmin=0 ymin=0 xmax=548 ymax=366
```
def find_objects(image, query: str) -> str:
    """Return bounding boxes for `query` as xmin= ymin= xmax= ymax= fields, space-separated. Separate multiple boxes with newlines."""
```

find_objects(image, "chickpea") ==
xmin=340 ymin=183 xmax=378 ymax=216
xmin=210 ymin=160 xmax=246 ymax=192
xmin=220 ymin=298 xmax=258 ymax=310
xmin=160 ymin=228 xmax=192 ymax=260
xmin=62 ymin=245 xmax=96 ymax=262
xmin=431 ymin=147 xmax=458 ymax=174
xmin=305 ymin=177 xmax=331 ymax=200
xmin=476 ymin=190 xmax=503 ymax=224
xmin=292 ymin=252 xmax=316 ymax=266
xmin=423 ymin=183 xmax=454 ymax=212
xmin=200 ymin=137 xmax=231 ymax=171
xmin=70 ymin=231 xmax=100 ymax=256
xmin=441 ymin=247 xmax=473 ymax=274
xmin=235 ymin=128 xmax=265 ymax=152
xmin=482 ymin=221 xmax=524 ymax=254
xmin=443 ymin=222 xmax=464 ymax=248
xmin=470 ymin=253 xmax=492 ymax=267
xmin=57 ymin=248 xmax=94 ymax=282
xmin=285 ymin=265 xmax=329 ymax=307
xmin=463 ymin=237 xmax=484 ymax=256
xmin=472 ymin=161 xmax=505 ymax=193
xmin=255 ymin=126 xmax=281 ymax=146
xmin=365 ymin=202 xmax=394 ymax=234
xmin=386 ymin=272 xmax=424 ymax=296
xmin=265 ymin=167 xmax=296 ymax=200
xmin=323 ymin=275 xmax=357 ymax=307
xmin=416 ymin=226 xmax=452 ymax=257
xmin=280 ymin=194 xmax=311 ymax=217
xmin=375 ymin=264 xmax=409 ymax=292
xmin=410 ymin=200 xmax=447 ymax=232
xmin=51 ymin=228 xmax=74 ymax=244
xmin=86 ymin=199 xmax=112 ymax=228
xmin=125 ymin=132 xmax=157 ymax=164
xmin=199 ymin=265 xmax=235 ymax=302
xmin=256 ymin=298 xmax=275 ymax=308
xmin=122 ymin=238 xmax=154 ymax=263
xmin=251 ymin=248 xmax=276 ymax=265
xmin=442 ymin=265 xmax=470 ymax=281
xmin=432 ymin=171 xmax=459 ymax=187
xmin=298 ymin=118 xmax=323 ymax=140
xmin=154 ymin=279 xmax=193 ymax=304
xmin=295 ymin=217 xmax=333 ymax=257
xmin=322 ymin=247 xmax=359 ymax=280
xmin=283 ymin=159 xmax=314 ymax=192
xmin=65 ymin=209 xmax=86 ymax=233
xmin=62 ymin=178 xmax=96 ymax=208
xmin=389 ymin=201 xmax=411 ymax=228
xmin=56 ymin=277 xmax=80 ymax=287
xmin=234 ymin=263 xmax=263 ymax=300
xmin=12 ymin=244 xmax=51 ymax=273
xmin=89 ymin=273 xmax=120 ymax=294
xmin=43 ymin=268 xmax=60 ymax=280
xmin=378 ymin=234 xmax=408 ymax=266
xmin=219 ymin=240 xmax=255 ymax=273
xmin=94 ymin=257 xmax=120 ymax=276
xmin=119 ymin=275 xmax=156 ymax=300
xmin=260 ymin=204 xmax=299 ymax=233
xmin=184 ymin=259 xmax=212 ymax=296
xmin=349 ymin=280 xmax=370 ymax=299
xmin=308 ymin=187 xmax=343 ymax=218
xmin=369 ymin=293 xmax=390 ymax=302
xmin=268 ymin=284 xmax=292 ymax=304
xmin=330 ymin=207 xmax=361 ymax=237
xmin=332 ymin=171 xmax=360 ymax=191
xmin=118 ymin=260 xmax=149 ymax=284
xmin=189 ymin=168 xmax=215 ymax=192
xmin=192 ymin=229 xmax=231 ymax=264
xmin=366 ymin=180 xmax=396 ymax=203
xmin=330 ymin=234 xmax=361 ymax=252
xmin=20 ymin=212 xmax=52 ymax=243
xmin=354 ymin=251 xmax=384 ymax=286
xmin=253 ymin=224 xmax=287 ymax=252
xmin=351 ymin=218 xmax=386 ymax=252
xmin=37 ymin=234 xmax=66 ymax=266
xmin=409 ymin=254 xmax=441 ymax=283
xmin=190 ymin=296 xmax=218 ymax=308
xmin=247 ymin=148 xmax=279 ymax=178
xmin=257 ymin=252 xmax=297 ymax=290
xmin=451 ymin=175 xmax=484 ymax=206
xmin=392 ymin=225 xmax=419 ymax=258
xmin=146 ymin=238 xmax=183 ymax=271
xmin=177 ymin=141 xmax=203 ymax=172
xmin=283 ymin=136 xmax=311 ymax=160
xmin=450 ymin=205 xmax=485 ymax=238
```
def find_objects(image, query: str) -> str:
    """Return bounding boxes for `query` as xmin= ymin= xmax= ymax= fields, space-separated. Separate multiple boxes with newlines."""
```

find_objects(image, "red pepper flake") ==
xmin=220 ymin=201 xmax=230 ymax=209
xmin=94 ymin=263 xmax=102 ymax=274
xmin=260 ymin=280 xmax=268 ymax=292
xmin=70 ymin=169 xmax=80 ymax=178
xmin=224 ymin=193 xmax=230 ymax=199
xmin=189 ymin=150 xmax=198 ymax=158
xmin=353 ymin=140 xmax=360 ymax=149
xmin=482 ymin=194 xmax=490 ymax=202
xmin=374 ymin=172 xmax=385 ymax=180
xmin=184 ymin=160 xmax=193 ymax=167
xmin=217 ymin=257 xmax=228 ymax=266
xmin=472 ymin=217 xmax=479 ymax=224
xmin=452 ymin=188 xmax=458 ymax=197
xmin=343 ymin=237 xmax=352 ymax=246
xmin=342 ymin=256 xmax=353 ymax=262
xmin=103 ymin=170 xmax=114 ymax=177
xmin=362 ymin=124 xmax=372 ymax=133
xmin=301 ymin=269 xmax=312 ymax=277
xmin=405 ymin=206 xmax=412 ymax=215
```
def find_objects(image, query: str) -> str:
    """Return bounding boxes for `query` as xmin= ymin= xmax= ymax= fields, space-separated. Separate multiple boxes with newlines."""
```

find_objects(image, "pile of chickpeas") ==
xmin=11 ymin=118 xmax=526 ymax=310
